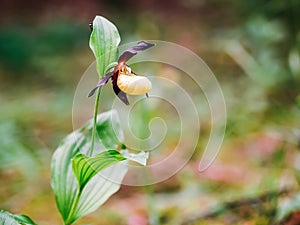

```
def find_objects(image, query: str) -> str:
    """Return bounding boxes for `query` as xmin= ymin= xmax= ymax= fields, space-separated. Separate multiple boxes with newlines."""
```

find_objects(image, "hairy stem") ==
xmin=88 ymin=87 xmax=101 ymax=157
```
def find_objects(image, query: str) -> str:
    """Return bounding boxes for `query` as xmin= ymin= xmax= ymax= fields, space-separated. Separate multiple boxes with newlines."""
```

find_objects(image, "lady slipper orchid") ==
xmin=88 ymin=41 xmax=155 ymax=105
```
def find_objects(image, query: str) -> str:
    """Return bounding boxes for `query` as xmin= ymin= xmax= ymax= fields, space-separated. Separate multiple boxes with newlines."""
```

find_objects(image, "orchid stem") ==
xmin=88 ymin=87 xmax=101 ymax=157
xmin=66 ymin=80 xmax=101 ymax=223
xmin=65 ymin=189 xmax=82 ymax=225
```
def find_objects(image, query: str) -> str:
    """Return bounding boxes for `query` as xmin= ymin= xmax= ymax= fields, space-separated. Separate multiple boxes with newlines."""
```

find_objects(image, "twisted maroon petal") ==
xmin=112 ymin=70 xmax=129 ymax=105
xmin=112 ymin=82 xmax=129 ymax=105
xmin=118 ymin=41 xmax=155 ymax=63
xmin=88 ymin=72 xmax=114 ymax=97
xmin=116 ymin=90 xmax=129 ymax=105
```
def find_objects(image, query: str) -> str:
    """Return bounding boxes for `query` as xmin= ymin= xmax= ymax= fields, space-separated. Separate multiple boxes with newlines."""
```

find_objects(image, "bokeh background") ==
xmin=1 ymin=0 xmax=300 ymax=224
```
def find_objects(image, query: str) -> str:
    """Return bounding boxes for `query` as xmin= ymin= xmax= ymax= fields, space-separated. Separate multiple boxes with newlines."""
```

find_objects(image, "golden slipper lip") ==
xmin=88 ymin=41 xmax=155 ymax=105
xmin=117 ymin=74 xmax=152 ymax=95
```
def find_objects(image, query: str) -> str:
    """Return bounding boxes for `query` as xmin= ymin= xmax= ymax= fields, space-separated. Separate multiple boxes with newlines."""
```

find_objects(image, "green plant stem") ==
xmin=65 ymin=86 xmax=103 ymax=224
xmin=88 ymin=87 xmax=101 ymax=157
xmin=65 ymin=189 xmax=82 ymax=225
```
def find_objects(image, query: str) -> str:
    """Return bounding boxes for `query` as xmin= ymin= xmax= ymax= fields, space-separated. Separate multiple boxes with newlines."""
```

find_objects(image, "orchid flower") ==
xmin=88 ymin=41 xmax=155 ymax=105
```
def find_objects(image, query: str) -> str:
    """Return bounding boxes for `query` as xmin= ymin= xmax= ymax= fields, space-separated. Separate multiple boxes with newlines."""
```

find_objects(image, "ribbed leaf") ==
xmin=89 ymin=15 xmax=120 ymax=77
xmin=72 ymin=150 xmax=126 ymax=192
xmin=51 ymin=110 xmax=128 ymax=224
xmin=0 ymin=210 xmax=37 ymax=225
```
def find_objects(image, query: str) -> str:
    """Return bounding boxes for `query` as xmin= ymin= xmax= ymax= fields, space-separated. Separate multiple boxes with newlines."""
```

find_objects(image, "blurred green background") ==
xmin=1 ymin=0 xmax=300 ymax=224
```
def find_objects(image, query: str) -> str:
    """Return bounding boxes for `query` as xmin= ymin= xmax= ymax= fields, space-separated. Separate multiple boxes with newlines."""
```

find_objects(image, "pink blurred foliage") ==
xmin=243 ymin=132 xmax=282 ymax=159
xmin=192 ymin=161 xmax=247 ymax=184
xmin=192 ymin=132 xmax=283 ymax=184
xmin=127 ymin=213 xmax=148 ymax=225
xmin=106 ymin=191 xmax=148 ymax=224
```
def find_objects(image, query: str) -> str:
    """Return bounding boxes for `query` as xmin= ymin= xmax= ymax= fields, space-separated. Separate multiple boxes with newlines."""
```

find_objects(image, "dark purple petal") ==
xmin=118 ymin=41 xmax=155 ymax=63
xmin=117 ymin=91 xmax=129 ymax=105
xmin=112 ymin=79 xmax=129 ymax=105
xmin=88 ymin=72 xmax=114 ymax=97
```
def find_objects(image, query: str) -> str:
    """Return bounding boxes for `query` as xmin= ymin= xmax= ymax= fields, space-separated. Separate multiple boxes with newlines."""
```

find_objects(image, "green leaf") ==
xmin=89 ymin=15 xmax=120 ymax=77
xmin=51 ymin=110 xmax=128 ymax=224
xmin=95 ymin=113 xmax=123 ymax=148
xmin=0 ymin=210 xmax=37 ymax=225
xmin=13 ymin=214 xmax=37 ymax=225
xmin=72 ymin=150 xmax=126 ymax=192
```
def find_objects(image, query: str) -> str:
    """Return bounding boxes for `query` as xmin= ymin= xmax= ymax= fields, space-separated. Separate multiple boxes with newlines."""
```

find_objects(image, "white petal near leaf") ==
xmin=120 ymin=150 xmax=149 ymax=166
